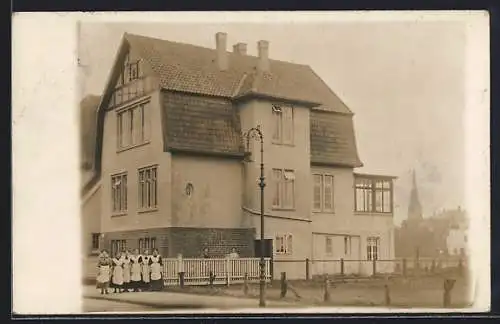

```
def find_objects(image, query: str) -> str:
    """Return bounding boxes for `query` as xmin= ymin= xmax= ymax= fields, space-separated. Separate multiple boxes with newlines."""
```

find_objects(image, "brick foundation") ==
xmin=102 ymin=227 xmax=256 ymax=258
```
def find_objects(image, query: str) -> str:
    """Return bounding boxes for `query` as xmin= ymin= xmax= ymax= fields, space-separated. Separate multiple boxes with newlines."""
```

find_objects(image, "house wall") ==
xmin=100 ymin=89 xmax=173 ymax=233
xmin=171 ymin=155 xmax=250 ymax=228
xmin=310 ymin=166 xmax=396 ymax=275
xmin=238 ymin=99 xmax=313 ymax=279
xmin=446 ymin=228 xmax=468 ymax=256
xmin=81 ymin=184 xmax=102 ymax=255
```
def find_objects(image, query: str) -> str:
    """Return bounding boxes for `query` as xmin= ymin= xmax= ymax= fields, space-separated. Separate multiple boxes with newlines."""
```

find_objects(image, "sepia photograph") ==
xmin=12 ymin=11 xmax=490 ymax=315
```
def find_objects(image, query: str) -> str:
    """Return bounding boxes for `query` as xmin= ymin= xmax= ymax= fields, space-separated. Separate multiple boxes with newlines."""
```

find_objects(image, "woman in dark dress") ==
xmin=149 ymin=249 xmax=164 ymax=291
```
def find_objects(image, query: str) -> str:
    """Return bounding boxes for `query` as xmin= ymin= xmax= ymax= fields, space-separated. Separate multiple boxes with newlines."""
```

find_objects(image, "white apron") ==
xmin=112 ymin=258 xmax=124 ymax=285
xmin=97 ymin=265 xmax=111 ymax=283
xmin=142 ymin=256 xmax=151 ymax=283
xmin=130 ymin=255 xmax=142 ymax=282
xmin=122 ymin=256 xmax=131 ymax=283
xmin=150 ymin=255 xmax=162 ymax=281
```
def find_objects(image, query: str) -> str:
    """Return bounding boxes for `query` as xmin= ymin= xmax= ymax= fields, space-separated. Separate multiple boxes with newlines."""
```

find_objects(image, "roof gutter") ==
xmin=232 ymin=91 xmax=321 ymax=108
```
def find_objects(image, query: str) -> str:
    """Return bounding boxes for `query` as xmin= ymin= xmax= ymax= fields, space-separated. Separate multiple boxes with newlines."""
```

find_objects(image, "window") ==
xmin=111 ymin=239 xmax=127 ymax=257
xmin=111 ymin=173 xmax=127 ymax=213
xmin=91 ymin=233 xmax=100 ymax=250
xmin=127 ymin=61 xmax=140 ymax=82
xmin=117 ymin=102 xmax=150 ymax=150
xmin=139 ymin=165 xmax=158 ymax=210
xmin=325 ymin=237 xmax=333 ymax=255
xmin=355 ymin=177 xmax=393 ymax=213
xmin=139 ymin=237 xmax=157 ymax=251
xmin=313 ymin=174 xmax=335 ymax=212
xmin=272 ymin=169 xmax=295 ymax=209
xmin=271 ymin=105 xmax=294 ymax=144
xmin=366 ymin=236 xmax=380 ymax=261
xmin=275 ymin=234 xmax=293 ymax=255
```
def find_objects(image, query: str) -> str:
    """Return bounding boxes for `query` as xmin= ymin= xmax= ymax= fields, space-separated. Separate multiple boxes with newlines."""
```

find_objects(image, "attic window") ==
xmin=127 ymin=61 xmax=140 ymax=82
xmin=272 ymin=104 xmax=282 ymax=113
xmin=185 ymin=183 xmax=194 ymax=196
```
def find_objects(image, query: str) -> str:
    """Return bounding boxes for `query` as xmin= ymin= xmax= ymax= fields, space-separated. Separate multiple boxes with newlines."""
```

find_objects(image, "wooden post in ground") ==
xmin=384 ymin=284 xmax=391 ymax=306
xmin=372 ymin=259 xmax=377 ymax=277
xmin=178 ymin=272 xmax=185 ymax=288
xmin=225 ymin=257 xmax=231 ymax=286
xmin=243 ymin=272 xmax=249 ymax=296
xmin=323 ymin=275 xmax=331 ymax=302
xmin=280 ymin=272 xmax=288 ymax=298
xmin=443 ymin=279 xmax=456 ymax=307
xmin=209 ymin=271 xmax=215 ymax=288
xmin=305 ymin=258 xmax=310 ymax=281
xmin=340 ymin=258 xmax=345 ymax=277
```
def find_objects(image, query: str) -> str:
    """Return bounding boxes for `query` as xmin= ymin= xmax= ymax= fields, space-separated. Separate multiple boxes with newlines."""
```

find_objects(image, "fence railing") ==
xmin=274 ymin=257 xmax=467 ymax=280
xmin=162 ymin=257 xmax=272 ymax=286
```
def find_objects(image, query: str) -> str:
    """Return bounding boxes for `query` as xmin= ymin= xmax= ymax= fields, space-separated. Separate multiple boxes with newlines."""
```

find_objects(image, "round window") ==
xmin=185 ymin=183 xmax=194 ymax=196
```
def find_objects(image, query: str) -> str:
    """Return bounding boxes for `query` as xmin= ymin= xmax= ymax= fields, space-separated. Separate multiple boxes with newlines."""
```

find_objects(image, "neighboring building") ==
xmin=82 ymin=32 xmax=396 ymax=278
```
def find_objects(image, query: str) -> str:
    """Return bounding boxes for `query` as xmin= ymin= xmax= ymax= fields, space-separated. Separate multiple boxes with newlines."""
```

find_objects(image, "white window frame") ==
xmin=272 ymin=168 xmax=295 ymax=210
xmin=366 ymin=236 xmax=380 ymax=261
xmin=111 ymin=172 xmax=127 ymax=214
xmin=312 ymin=173 xmax=334 ymax=213
xmin=275 ymin=233 xmax=293 ymax=255
xmin=138 ymin=165 xmax=158 ymax=210
xmin=271 ymin=104 xmax=294 ymax=145
xmin=117 ymin=101 xmax=150 ymax=151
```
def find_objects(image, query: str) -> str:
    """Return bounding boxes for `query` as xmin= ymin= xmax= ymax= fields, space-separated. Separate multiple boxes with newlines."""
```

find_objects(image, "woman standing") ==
xmin=141 ymin=249 xmax=151 ymax=291
xmin=121 ymin=249 xmax=131 ymax=292
xmin=111 ymin=251 xmax=124 ymax=293
xmin=149 ymin=249 xmax=164 ymax=291
xmin=129 ymin=248 xmax=142 ymax=292
xmin=96 ymin=250 xmax=112 ymax=295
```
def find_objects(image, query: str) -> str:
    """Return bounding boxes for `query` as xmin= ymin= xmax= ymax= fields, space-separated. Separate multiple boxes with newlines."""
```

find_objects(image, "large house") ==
xmin=81 ymin=32 xmax=397 ymax=279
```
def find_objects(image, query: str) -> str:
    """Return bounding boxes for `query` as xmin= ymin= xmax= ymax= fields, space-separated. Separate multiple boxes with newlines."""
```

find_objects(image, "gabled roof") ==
xmin=90 ymin=32 xmax=364 ymax=179
xmin=124 ymin=33 xmax=352 ymax=114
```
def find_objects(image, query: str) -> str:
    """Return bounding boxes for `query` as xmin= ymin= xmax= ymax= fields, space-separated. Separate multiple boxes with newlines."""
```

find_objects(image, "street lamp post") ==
xmin=244 ymin=126 xmax=266 ymax=307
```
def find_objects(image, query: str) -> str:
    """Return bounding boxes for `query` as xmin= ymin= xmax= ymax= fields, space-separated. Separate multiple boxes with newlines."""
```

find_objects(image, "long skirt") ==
xmin=123 ymin=264 xmax=131 ymax=290
xmin=111 ymin=266 xmax=124 ymax=290
xmin=150 ymin=278 xmax=164 ymax=291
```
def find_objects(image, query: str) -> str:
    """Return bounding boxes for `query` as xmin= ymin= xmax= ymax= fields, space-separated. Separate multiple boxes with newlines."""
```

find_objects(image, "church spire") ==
xmin=408 ymin=169 xmax=423 ymax=222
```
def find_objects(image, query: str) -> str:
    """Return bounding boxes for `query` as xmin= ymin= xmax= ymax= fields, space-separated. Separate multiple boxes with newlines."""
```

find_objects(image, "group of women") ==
xmin=96 ymin=248 xmax=164 ymax=295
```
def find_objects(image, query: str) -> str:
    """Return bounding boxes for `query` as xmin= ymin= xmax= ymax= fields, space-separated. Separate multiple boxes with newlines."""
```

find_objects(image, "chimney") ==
xmin=257 ymin=40 xmax=270 ymax=72
xmin=215 ymin=32 xmax=228 ymax=71
xmin=233 ymin=43 xmax=247 ymax=55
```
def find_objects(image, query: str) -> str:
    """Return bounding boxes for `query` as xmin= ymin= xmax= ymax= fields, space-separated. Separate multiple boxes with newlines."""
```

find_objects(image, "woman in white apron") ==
xmin=129 ymin=249 xmax=142 ymax=292
xmin=121 ymin=250 xmax=131 ymax=292
xmin=149 ymin=249 xmax=164 ymax=291
xmin=111 ymin=251 xmax=124 ymax=293
xmin=141 ymin=249 xmax=151 ymax=291
xmin=96 ymin=250 xmax=112 ymax=295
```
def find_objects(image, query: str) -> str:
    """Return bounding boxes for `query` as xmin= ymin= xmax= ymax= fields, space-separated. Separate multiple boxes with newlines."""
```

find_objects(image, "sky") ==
xmin=78 ymin=19 xmax=466 ymax=225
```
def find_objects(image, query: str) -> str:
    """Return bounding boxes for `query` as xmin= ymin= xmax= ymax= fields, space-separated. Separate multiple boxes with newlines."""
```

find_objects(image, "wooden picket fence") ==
xmin=162 ymin=257 xmax=272 ymax=286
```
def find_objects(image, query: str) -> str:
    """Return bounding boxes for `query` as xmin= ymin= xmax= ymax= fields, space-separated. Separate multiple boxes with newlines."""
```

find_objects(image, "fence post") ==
xmin=384 ymin=284 xmax=391 ymax=306
xmin=443 ymin=279 xmax=456 ymax=307
xmin=209 ymin=271 xmax=215 ymax=288
xmin=225 ymin=257 xmax=231 ymax=286
xmin=323 ymin=275 xmax=330 ymax=302
xmin=178 ymin=271 xmax=185 ymax=288
xmin=340 ymin=258 xmax=345 ymax=277
xmin=243 ymin=272 xmax=249 ymax=296
xmin=402 ymin=258 xmax=407 ymax=277
xmin=305 ymin=258 xmax=310 ymax=281
xmin=280 ymin=272 xmax=288 ymax=298
xmin=372 ymin=259 xmax=377 ymax=277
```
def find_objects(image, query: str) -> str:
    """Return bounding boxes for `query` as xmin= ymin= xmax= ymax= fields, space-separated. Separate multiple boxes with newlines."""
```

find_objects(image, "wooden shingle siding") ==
xmin=162 ymin=91 xmax=244 ymax=156
xmin=310 ymin=110 xmax=363 ymax=168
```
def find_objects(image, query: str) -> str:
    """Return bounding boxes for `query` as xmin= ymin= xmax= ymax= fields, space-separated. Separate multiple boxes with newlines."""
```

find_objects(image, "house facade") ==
xmin=81 ymin=32 xmax=396 ymax=279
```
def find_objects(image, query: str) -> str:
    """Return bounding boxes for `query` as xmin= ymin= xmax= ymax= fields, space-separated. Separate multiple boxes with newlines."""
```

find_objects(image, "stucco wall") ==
xmin=171 ymin=155 xmax=250 ymax=228
xmin=101 ymin=89 xmax=172 ymax=233
xmin=81 ymin=184 xmax=101 ymax=255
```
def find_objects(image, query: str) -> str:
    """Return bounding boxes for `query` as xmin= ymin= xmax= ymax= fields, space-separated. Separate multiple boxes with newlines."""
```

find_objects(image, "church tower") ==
xmin=408 ymin=169 xmax=423 ymax=222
